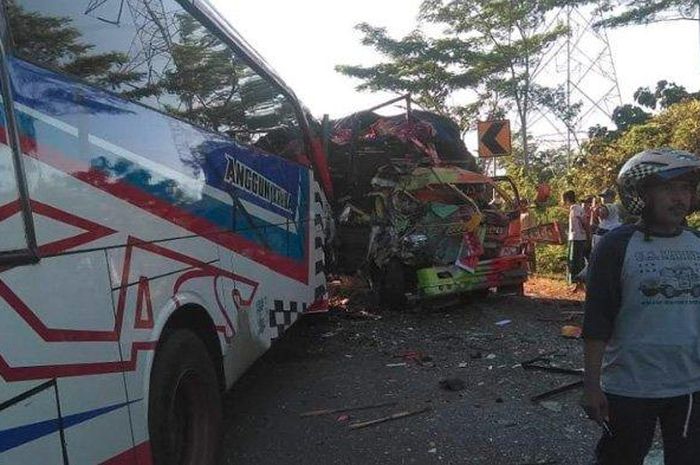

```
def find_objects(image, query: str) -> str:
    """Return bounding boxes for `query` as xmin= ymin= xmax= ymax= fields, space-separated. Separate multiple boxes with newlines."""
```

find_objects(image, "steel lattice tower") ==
xmin=529 ymin=4 xmax=622 ymax=162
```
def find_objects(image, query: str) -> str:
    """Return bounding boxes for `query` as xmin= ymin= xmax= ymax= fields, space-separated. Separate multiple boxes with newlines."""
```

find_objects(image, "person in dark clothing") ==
xmin=582 ymin=148 xmax=700 ymax=465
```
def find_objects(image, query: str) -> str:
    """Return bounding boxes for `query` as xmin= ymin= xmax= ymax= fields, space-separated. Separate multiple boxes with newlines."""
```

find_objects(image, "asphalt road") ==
xmin=217 ymin=280 xmax=660 ymax=465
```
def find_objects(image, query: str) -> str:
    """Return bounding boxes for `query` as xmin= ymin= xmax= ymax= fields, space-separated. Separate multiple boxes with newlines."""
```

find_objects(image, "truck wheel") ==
xmin=149 ymin=329 xmax=222 ymax=465
xmin=380 ymin=259 xmax=407 ymax=310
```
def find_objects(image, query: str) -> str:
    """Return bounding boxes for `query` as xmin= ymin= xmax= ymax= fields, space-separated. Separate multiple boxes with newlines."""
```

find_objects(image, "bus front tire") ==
xmin=149 ymin=329 xmax=222 ymax=465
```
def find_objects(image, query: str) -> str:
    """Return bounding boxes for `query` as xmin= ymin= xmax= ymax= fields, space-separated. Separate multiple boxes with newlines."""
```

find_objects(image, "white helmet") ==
xmin=617 ymin=148 xmax=700 ymax=215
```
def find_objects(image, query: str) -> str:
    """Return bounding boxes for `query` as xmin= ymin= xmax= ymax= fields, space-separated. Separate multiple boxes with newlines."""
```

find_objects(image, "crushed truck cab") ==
xmin=364 ymin=167 xmax=528 ymax=306
xmin=325 ymin=100 xmax=528 ymax=308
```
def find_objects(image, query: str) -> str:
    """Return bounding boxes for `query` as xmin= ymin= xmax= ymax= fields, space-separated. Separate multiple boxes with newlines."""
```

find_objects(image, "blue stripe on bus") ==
xmin=6 ymin=57 xmax=309 ymax=261
xmin=9 ymin=103 xmax=306 ymax=260
xmin=0 ymin=399 xmax=140 ymax=453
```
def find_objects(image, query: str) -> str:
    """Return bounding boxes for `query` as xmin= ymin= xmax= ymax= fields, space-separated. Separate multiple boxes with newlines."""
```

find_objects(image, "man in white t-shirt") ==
xmin=592 ymin=188 xmax=623 ymax=250
xmin=563 ymin=189 xmax=587 ymax=286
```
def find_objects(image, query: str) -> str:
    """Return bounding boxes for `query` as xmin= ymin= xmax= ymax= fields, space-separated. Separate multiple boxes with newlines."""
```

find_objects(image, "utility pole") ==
xmin=566 ymin=5 xmax=572 ymax=168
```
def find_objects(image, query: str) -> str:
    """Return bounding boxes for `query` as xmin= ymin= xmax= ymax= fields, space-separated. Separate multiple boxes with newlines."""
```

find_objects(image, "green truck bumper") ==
xmin=415 ymin=255 xmax=528 ymax=299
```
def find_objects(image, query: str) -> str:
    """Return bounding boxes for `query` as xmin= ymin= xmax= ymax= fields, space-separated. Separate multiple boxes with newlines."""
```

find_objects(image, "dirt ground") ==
xmin=218 ymin=277 xmax=660 ymax=465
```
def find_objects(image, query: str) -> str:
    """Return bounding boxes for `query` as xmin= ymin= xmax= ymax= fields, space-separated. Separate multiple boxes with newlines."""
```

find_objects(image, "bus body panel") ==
xmin=0 ymin=0 xmax=329 ymax=462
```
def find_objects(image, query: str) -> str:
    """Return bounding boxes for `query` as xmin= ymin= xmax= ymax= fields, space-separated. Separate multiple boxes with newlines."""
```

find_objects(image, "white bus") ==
xmin=0 ymin=1 xmax=331 ymax=463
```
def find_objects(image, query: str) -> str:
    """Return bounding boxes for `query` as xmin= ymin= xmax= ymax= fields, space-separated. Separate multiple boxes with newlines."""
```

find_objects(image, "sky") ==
xmin=211 ymin=0 xmax=700 ymax=151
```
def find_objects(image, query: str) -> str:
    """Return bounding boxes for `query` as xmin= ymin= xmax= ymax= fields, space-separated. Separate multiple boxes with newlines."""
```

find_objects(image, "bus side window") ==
xmin=6 ymin=0 xmax=305 ymax=160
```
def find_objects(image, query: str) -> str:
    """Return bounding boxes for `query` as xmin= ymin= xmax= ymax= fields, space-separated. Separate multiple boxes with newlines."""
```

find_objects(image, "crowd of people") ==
xmin=562 ymin=188 xmax=624 ymax=291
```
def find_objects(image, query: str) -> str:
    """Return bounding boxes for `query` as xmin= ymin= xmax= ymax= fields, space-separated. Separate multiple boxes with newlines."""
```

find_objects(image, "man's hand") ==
xmin=581 ymin=384 xmax=609 ymax=424
xmin=582 ymin=339 xmax=608 ymax=424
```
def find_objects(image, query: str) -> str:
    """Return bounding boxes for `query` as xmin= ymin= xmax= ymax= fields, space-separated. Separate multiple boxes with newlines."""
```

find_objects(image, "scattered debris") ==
xmin=386 ymin=363 xmax=408 ymax=368
xmin=396 ymin=350 xmax=433 ymax=366
xmin=560 ymin=325 xmax=583 ymax=339
xmin=539 ymin=401 xmax=563 ymax=413
xmin=348 ymin=407 xmax=431 ymax=430
xmin=399 ymin=350 xmax=422 ymax=361
xmin=521 ymin=355 xmax=583 ymax=376
xmin=439 ymin=378 xmax=467 ymax=391
xmin=536 ymin=314 xmax=576 ymax=323
xmin=486 ymin=353 xmax=497 ymax=360
xmin=458 ymin=362 xmax=469 ymax=368
xmin=495 ymin=319 xmax=512 ymax=327
xmin=518 ymin=459 xmax=559 ymax=465
xmin=299 ymin=401 xmax=399 ymax=418
xmin=341 ymin=310 xmax=383 ymax=321
xmin=531 ymin=381 xmax=585 ymax=402
xmin=336 ymin=415 xmax=350 ymax=422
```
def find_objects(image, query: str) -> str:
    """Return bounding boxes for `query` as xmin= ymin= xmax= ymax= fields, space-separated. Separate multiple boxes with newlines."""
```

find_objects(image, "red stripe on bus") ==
xmin=15 ymin=130 xmax=310 ymax=283
xmin=0 ymin=341 xmax=157 ymax=382
xmin=100 ymin=441 xmax=152 ymax=465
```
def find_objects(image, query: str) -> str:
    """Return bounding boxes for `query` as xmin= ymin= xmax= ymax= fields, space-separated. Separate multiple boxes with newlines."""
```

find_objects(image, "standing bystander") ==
xmin=563 ymin=190 xmax=587 ymax=289
xmin=582 ymin=148 xmax=700 ymax=465
xmin=591 ymin=188 xmax=622 ymax=251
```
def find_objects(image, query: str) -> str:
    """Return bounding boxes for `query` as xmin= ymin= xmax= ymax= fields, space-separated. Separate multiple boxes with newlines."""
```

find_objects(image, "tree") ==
xmin=125 ymin=4 xmax=298 ymax=139
xmin=335 ymin=24 xmax=476 ymax=116
xmin=633 ymin=80 xmax=699 ymax=110
xmin=337 ymin=0 xmax=578 ymax=168
xmin=6 ymin=0 xmax=143 ymax=95
xmin=594 ymin=0 xmax=698 ymax=27
xmin=586 ymin=80 xmax=699 ymax=145
xmin=577 ymin=99 xmax=700 ymax=195
xmin=612 ymin=104 xmax=652 ymax=131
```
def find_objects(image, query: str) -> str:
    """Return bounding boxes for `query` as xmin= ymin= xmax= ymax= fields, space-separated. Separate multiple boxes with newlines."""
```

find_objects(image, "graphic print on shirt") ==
xmin=636 ymin=249 xmax=700 ymax=301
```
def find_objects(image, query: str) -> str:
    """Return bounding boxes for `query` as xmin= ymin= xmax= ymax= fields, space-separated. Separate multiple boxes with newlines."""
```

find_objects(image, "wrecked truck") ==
xmin=341 ymin=164 xmax=528 ymax=307
xmin=327 ymin=97 xmax=528 ymax=308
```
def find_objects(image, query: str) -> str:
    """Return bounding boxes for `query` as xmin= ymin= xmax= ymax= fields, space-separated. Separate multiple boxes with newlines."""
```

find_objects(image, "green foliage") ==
xmin=634 ymin=80 xmax=700 ymax=110
xmin=536 ymin=244 xmax=568 ymax=275
xmin=688 ymin=212 xmax=700 ymax=229
xmin=576 ymin=99 xmax=700 ymax=195
xmin=594 ymin=0 xmax=698 ymax=28
xmin=511 ymin=87 xmax=700 ymax=277
xmin=161 ymin=14 xmax=252 ymax=134
xmin=335 ymin=25 xmax=465 ymax=115
xmin=592 ymin=80 xmax=698 ymax=141
xmin=612 ymin=104 xmax=652 ymax=131
xmin=336 ymin=0 xmax=577 ymax=161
